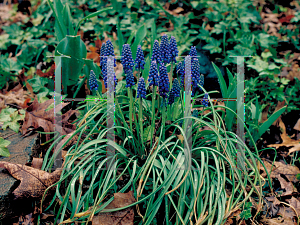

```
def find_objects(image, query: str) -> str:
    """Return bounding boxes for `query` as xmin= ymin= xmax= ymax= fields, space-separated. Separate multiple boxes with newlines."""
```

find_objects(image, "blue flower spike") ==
xmin=100 ymin=43 xmax=106 ymax=69
xmin=121 ymin=44 xmax=134 ymax=74
xmin=106 ymin=56 xmax=117 ymax=90
xmin=135 ymin=45 xmax=145 ymax=70
xmin=137 ymin=77 xmax=146 ymax=99
xmin=192 ymin=58 xmax=201 ymax=96
xmin=160 ymin=34 xmax=171 ymax=64
xmin=168 ymin=90 xmax=175 ymax=105
xmin=148 ymin=60 xmax=159 ymax=87
xmin=172 ymin=78 xmax=181 ymax=97
xmin=159 ymin=63 xmax=170 ymax=99
xmin=89 ymin=70 xmax=98 ymax=91
xmin=105 ymin=40 xmax=116 ymax=67
xmin=169 ymin=36 xmax=179 ymax=63
xmin=202 ymin=93 xmax=209 ymax=107
xmin=125 ymin=69 xmax=135 ymax=88
xmin=151 ymin=40 xmax=161 ymax=64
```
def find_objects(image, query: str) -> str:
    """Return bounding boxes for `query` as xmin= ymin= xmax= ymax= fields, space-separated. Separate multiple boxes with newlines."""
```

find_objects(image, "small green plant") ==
xmin=0 ymin=137 xmax=11 ymax=157
xmin=0 ymin=107 xmax=25 ymax=133
xmin=240 ymin=202 xmax=253 ymax=220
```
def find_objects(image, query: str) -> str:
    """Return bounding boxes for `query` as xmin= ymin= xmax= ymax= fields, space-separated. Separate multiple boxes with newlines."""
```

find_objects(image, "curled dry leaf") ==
xmin=0 ymin=161 xmax=62 ymax=199
xmin=268 ymin=120 xmax=300 ymax=155
xmin=261 ymin=160 xmax=300 ymax=196
xmin=92 ymin=191 xmax=136 ymax=225
xmin=21 ymin=97 xmax=78 ymax=141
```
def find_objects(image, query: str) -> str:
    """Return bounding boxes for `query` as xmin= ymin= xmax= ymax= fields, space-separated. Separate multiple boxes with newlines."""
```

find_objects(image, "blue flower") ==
xmin=125 ymin=69 xmax=135 ymax=88
xmin=135 ymin=45 xmax=145 ymax=70
xmin=191 ymin=58 xmax=200 ymax=96
xmin=192 ymin=109 xmax=199 ymax=118
xmin=160 ymin=34 xmax=170 ymax=64
xmin=89 ymin=70 xmax=98 ymax=91
xmin=189 ymin=46 xmax=197 ymax=57
xmin=169 ymin=36 xmax=178 ymax=63
xmin=189 ymin=46 xmax=197 ymax=65
xmin=137 ymin=77 xmax=146 ymax=99
xmin=105 ymin=56 xmax=117 ymax=90
xmin=168 ymin=90 xmax=175 ymax=105
xmin=105 ymin=40 xmax=116 ymax=67
xmin=148 ymin=60 xmax=159 ymax=87
xmin=151 ymin=40 xmax=161 ymax=64
xmin=121 ymin=44 xmax=134 ymax=74
xmin=100 ymin=43 xmax=106 ymax=69
xmin=202 ymin=93 xmax=209 ymax=107
xmin=159 ymin=63 xmax=170 ymax=99
xmin=172 ymin=78 xmax=181 ymax=97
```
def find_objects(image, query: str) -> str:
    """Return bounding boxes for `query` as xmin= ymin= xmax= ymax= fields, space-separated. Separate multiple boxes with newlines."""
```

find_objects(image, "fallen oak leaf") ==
xmin=21 ymin=97 xmax=69 ymax=141
xmin=0 ymin=161 xmax=62 ymax=199
xmin=268 ymin=120 xmax=300 ymax=155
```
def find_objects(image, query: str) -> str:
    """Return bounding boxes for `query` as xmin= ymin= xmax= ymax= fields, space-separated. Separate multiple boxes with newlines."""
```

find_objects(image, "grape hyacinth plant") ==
xmin=169 ymin=36 xmax=179 ymax=63
xmin=158 ymin=63 xmax=170 ymax=99
xmin=191 ymin=58 xmax=201 ymax=97
xmin=168 ymin=90 xmax=175 ymax=105
xmin=148 ymin=60 xmax=159 ymax=87
xmin=151 ymin=40 xmax=161 ymax=64
xmin=89 ymin=70 xmax=98 ymax=91
xmin=125 ymin=70 xmax=135 ymax=88
xmin=45 ymin=33 xmax=265 ymax=225
xmin=202 ymin=93 xmax=209 ymax=107
xmin=121 ymin=44 xmax=134 ymax=74
xmin=137 ymin=77 xmax=146 ymax=99
xmin=135 ymin=45 xmax=145 ymax=71
xmin=105 ymin=39 xmax=116 ymax=67
xmin=172 ymin=78 xmax=181 ymax=98
xmin=160 ymin=34 xmax=171 ymax=64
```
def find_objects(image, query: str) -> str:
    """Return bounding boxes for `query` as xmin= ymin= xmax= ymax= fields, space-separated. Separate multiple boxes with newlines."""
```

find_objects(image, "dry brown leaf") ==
xmin=267 ymin=120 xmax=300 ymax=155
xmin=261 ymin=160 xmax=300 ymax=196
xmin=294 ymin=119 xmax=300 ymax=131
xmin=0 ymin=161 xmax=61 ymax=199
xmin=36 ymin=64 xmax=55 ymax=78
xmin=30 ymin=157 xmax=43 ymax=170
xmin=0 ymin=83 xmax=31 ymax=109
xmin=287 ymin=197 xmax=300 ymax=216
xmin=92 ymin=191 xmax=136 ymax=225
xmin=260 ymin=216 xmax=293 ymax=225
xmin=21 ymin=97 xmax=77 ymax=141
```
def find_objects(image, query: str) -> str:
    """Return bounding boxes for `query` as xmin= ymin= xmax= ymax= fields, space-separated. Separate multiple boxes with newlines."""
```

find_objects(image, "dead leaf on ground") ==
xmin=267 ymin=120 xmax=300 ymax=155
xmin=0 ymin=161 xmax=61 ymax=199
xmin=293 ymin=119 xmax=300 ymax=131
xmin=36 ymin=64 xmax=55 ymax=78
xmin=29 ymin=157 xmax=43 ymax=170
xmin=21 ymin=97 xmax=78 ymax=141
xmin=261 ymin=160 xmax=300 ymax=196
xmin=92 ymin=191 xmax=136 ymax=225
xmin=0 ymin=83 xmax=31 ymax=110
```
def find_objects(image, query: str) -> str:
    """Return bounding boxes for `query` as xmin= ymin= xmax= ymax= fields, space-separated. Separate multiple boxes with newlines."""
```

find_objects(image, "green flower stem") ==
xmin=173 ymin=97 xmax=179 ymax=121
xmin=139 ymin=98 xmax=145 ymax=152
xmin=162 ymin=99 xmax=166 ymax=141
xmin=150 ymin=86 xmax=157 ymax=148
xmin=128 ymin=87 xmax=133 ymax=131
